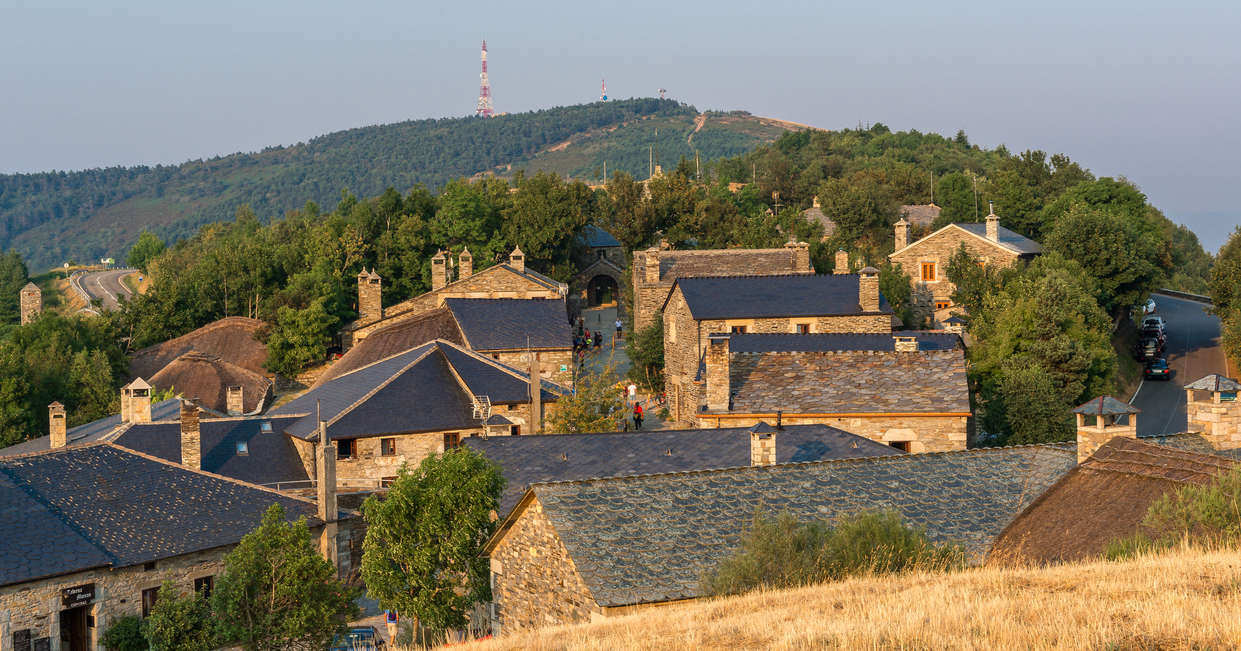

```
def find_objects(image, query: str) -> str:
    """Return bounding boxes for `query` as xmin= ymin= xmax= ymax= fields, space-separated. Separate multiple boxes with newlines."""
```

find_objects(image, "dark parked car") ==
xmin=1135 ymin=338 xmax=1162 ymax=360
xmin=1140 ymin=327 xmax=1166 ymax=347
xmin=330 ymin=626 xmax=387 ymax=651
xmin=1144 ymin=358 xmax=1172 ymax=380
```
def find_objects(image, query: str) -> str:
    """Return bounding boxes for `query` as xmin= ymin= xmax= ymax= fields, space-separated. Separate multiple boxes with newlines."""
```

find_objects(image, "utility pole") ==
xmin=930 ymin=171 xmax=934 ymax=204
xmin=972 ymin=172 xmax=979 ymax=219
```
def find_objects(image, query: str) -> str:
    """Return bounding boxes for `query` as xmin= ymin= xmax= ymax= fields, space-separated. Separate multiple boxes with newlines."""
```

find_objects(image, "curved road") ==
xmin=1131 ymin=295 xmax=1229 ymax=436
xmin=72 ymin=268 xmax=135 ymax=311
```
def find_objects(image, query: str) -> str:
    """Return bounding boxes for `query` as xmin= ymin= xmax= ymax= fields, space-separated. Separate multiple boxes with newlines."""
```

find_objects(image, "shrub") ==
xmin=701 ymin=509 xmax=963 ymax=596
xmin=144 ymin=580 xmax=214 ymax=651
xmin=1107 ymin=467 xmax=1241 ymax=560
xmin=100 ymin=615 xmax=145 ymax=651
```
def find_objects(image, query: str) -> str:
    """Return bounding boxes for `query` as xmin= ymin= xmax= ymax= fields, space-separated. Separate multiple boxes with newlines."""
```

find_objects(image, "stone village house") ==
xmin=889 ymin=212 xmax=1040 ymax=325
xmin=661 ymin=271 xmax=894 ymax=423
xmin=569 ymin=225 xmax=625 ymax=320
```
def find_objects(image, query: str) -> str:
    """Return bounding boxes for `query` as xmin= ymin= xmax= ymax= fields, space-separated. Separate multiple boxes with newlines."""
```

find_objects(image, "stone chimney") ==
xmin=1073 ymin=396 xmax=1139 ymax=463
xmin=643 ymin=249 xmax=661 ymax=284
xmin=49 ymin=402 xmax=66 ymax=449
xmin=749 ymin=422 xmax=777 ymax=466
xmin=430 ymin=250 xmax=448 ymax=291
xmin=1184 ymin=375 xmax=1241 ymax=449
xmin=357 ymin=269 xmax=382 ymax=323
xmin=19 ymin=283 xmax=41 ymax=326
xmin=833 ymin=250 xmax=850 ymax=275
xmin=986 ymin=212 xmax=999 ymax=242
xmin=705 ymin=334 xmax=731 ymax=412
xmin=315 ymin=419 xmax=339 ymax=569
xmin=894 ymin=218 xmax=909 ymax=251
xmin=180 ymin=400 xmax=201 ymax=470
xmin=226 ymin=385 xmax=244 ymax=416
xmin=812 ymin=196 xmax=821 ymax=209
xmin=509 ymin=246 xmax=526 ymax=274
xmin=893 ymin=336 xmax=919 ymax=352
xmin=127 ymin=378 xmax=152 ymax=424
xmin=859 ymin=267 xmax=880 ymax=312
xmin=459 ymin=247 xmax=473 ymax=280
xmin=528 ymin=348 xmax=542 ymax=434
xmin=785 ymin=240 xmax=811 ymax=272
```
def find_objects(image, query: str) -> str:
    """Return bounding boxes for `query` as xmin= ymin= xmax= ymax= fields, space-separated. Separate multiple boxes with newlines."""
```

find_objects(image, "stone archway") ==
xmin=587 ymin=274 xmax=619 ymax=307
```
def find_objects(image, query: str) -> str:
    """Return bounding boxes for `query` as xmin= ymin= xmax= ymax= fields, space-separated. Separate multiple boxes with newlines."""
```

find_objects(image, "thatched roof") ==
xmin=315 ymin=308 xmax=464 ymax=387
xmin=148 ymin=352 xmax=273 ymax=415
xmin=989 ymin=437 xmax=1236 ymax=565
xmin=130 ymin=317 xmax=268 ymax=381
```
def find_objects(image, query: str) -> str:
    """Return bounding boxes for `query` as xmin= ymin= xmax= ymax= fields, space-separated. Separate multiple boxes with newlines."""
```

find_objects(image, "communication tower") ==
xmin=476 ymin=40 xmax=494 ymax=117
xmin=659 ymin=88 xmax=666 ymax=99
xmin=600 ymin=79 xmax=608 ymax=101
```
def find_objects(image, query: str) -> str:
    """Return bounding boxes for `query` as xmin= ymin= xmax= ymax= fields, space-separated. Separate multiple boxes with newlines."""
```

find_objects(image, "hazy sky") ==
xmin=2 ymin=0 xmax=1238 ymax=250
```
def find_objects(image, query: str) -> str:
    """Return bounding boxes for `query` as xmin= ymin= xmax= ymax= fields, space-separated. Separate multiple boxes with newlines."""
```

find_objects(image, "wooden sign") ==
xmin=60 ymin=583 xmax=94 ymax=608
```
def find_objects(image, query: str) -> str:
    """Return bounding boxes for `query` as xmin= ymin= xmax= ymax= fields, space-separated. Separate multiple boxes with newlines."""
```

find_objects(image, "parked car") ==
xmin=1140 ymin=327 xmax=1166 ymax=348
xmin=1144 ymin=358 xmax=1172 ymax=380
xmin=1143 ymin=297 xmax=1157 ymax=314
xmin=330 ymin=626 xmax=387 ymax=651
xmin=1137 ymin=338 xmax=1161 ymax=361
xmin=1141 ymin=316 xmax=1166 ymax=334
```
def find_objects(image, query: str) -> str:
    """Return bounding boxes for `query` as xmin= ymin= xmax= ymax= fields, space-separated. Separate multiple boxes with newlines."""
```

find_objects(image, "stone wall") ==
xmin=489 ymin=496 xmax=599 ymax=631
xmin=1187 ymin=397 xmax=1241 ymax=449
xmin=1076 ymin=422 xmax=1137 ymax=463
xmin=695 ymin=413 xmax=970 ymax=452
xmin=489 ymin=349 xmax=574 ymax=388
xmin=335 ymin=431 xmax=478 ymax=483
xmin=890 ymin=226 xmax=1023 ymax=311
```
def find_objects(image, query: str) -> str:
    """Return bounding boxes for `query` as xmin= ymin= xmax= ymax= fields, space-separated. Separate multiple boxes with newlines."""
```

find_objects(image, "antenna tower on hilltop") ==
xmin=476 ymin=39 xmax=494 ymax=117
xmin=600 ymin=79 xmax=608 ymax=101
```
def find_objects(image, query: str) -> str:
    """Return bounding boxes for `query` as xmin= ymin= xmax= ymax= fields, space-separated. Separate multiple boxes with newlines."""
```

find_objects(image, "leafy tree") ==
xmin=264 ymin=298 xmax=338 ymax=377
xmin=878 ymin=262 xmax=914 ymax=328
xmin=547 ymin=357 xmax=626 ymax=433
xmin=625 ymin=319 xmax=665 ymax=393
xmin=212 ymin=504 xmax=357 ymax=651
xmin=503 ymin=172 xmax=594 ymax=281
xmin=1044 ymin=203 xmax=1159 ymax=316
xmin=1210 ymin=227 xmax=1241 ymax=315
xmin=361 ymin=448 xmax=504 ymax=638
xmin=816 ymin=173 xmax=899 ymax=249
xmin=126 ymin=230 xmax=166 ymax=274
xmin=100 ymin=615 xmax=145 ymax=651
xmin=144 ymin=581 xmax=214 ymax=651
xmin=945 ymin=245 xmax=1009 ymax=319
xmin=989 ymin=363 xmax=1074 ymax=444
xmin=933 ymin=172 xmax=977 ymax=225
xmin=0 ymin=251 xmax=28 ymax=324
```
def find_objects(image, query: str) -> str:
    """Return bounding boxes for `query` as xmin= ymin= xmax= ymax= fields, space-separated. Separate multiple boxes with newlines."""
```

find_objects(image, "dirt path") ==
xmin=687 ymin=114 xmax=707 ymax=147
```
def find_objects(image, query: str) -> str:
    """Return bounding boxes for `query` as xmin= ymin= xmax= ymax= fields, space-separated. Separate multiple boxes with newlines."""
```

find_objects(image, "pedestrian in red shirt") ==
xmin=633 ymin=403 xmax=644 ymax=430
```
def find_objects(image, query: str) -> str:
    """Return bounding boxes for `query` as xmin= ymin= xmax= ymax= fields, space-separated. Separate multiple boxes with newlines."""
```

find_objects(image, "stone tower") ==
xmin=19 ymin=282 xmax=41 ymax=325
xmin=357 ymin=269 xmax=383 ymax=324
xmin=1073 ymin=396 xmax=1139 ymax=463
xmin=1184 ymin=375 xmax=1241 ymax=449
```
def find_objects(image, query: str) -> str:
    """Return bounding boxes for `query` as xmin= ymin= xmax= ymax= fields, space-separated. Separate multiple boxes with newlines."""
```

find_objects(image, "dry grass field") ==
xmin=454 ymin=547 xmax=1241 ymax=650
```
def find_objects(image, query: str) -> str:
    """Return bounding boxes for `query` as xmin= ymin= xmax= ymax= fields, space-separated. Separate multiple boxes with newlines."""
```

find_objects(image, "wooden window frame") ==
xmin=141 ymin=587 xmax=160 ymax=617
xmin=934 ymin=301 xmax=951 ymax=310
xmin=794 ymin=323 xmax=812 ymax=334
xmin=920 ymin=261 xmax=937 ymax=283
xmin=337 ymin=439 xmax=357 ymax=460
xmin=443 ymin=432 xmax=462 ymax=450
xmin=380 ymin=438 xmax=397 ymax=457
xmin=194 ymin=576 xmax=214 ymax=599
xmin=730 ymin=325 xmax=748 ymax=334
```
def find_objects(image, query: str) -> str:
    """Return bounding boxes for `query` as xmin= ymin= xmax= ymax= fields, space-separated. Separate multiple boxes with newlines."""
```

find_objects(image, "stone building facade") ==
xmin=19 ymin=282 xmax=41 ymax=326
xmin=1184 ymin=375 xmax=1241 ymax=449
xmin=889 ymin=213 xmax=1040 ymax=324
xmin=569 ymin=225 xmax=626 ymax=320
xmin=631 ymin=241 xmax=813 ymax=332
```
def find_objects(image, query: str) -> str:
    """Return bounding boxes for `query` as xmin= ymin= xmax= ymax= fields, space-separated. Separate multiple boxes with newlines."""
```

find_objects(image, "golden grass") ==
xmin=456 ymin=548 xmax=1241 ymax=650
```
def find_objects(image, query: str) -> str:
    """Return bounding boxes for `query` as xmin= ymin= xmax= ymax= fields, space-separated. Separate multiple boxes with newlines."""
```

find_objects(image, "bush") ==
xmin=701 ymin=509 xmax=963 ymax=596
xmin=1107 ymin=467 xmax=1241 ymax=560
xmin=144 ymin=581 xmax=214 ymax=651
xmin=100 ymin=615 xmax=145 ymax=651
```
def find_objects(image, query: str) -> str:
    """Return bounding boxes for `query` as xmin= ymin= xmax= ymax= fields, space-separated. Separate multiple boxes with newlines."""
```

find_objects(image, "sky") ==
xmin=2 ymin=0 xmax=1238 ymax=250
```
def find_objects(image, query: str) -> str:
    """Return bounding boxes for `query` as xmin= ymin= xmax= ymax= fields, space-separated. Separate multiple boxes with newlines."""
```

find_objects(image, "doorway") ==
xmin=59 ymin=605 xmax=89 ymax=651
xmin=587 ymin=275 xmax=618 ymax=307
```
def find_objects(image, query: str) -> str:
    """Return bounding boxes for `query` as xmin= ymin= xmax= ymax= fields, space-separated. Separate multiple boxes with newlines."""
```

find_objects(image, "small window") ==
xmin=730 ymin=325 xmax=747 ymax=334
xmin=194 ymin=576 xmax=214 ymax=599
xmin=143 ymin=561 xmax=157 ymax=571
xmin=443 ymin=432 xmax=462 ymax=450
xmin=380 ymin=438 xmax=397 ymax=457
xmin=259 ymin=421 xmax=272 ymax=433
xmin=597 ymin=249 xmax=606 ymax=259
xmin=511 ymin=425 xmax=520 ymax=436
xmin=934 ymin=301 xmax=951 ymax=310
xmin=337 ymin=439 xmax=357 ymax=459
xmin=142 ymin=587 xmax=160 ymax=617
xmin=920 ymin=262 xmax=936 ymax=282
xmin=795 ymin=324 xmax=811 ymax=334
xmin=235 ymin=441 xmax=249 ymax=456
xmin=1223 ymin=392 xmax=1238 ymax=402
xmin=889 ymin=441 xmax=912 ymax=453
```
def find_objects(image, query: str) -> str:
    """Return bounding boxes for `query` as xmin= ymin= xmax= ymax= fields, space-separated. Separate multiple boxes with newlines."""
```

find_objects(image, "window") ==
xmin=889 ymin=441 xmax=912 ymax=453
xmin=443 ymin=432 xmax=462 ymax=449
xmin=597 ymin=249 xmax=606 ymax=259
xmin=235 ymin=441 xmax=249 ymax=456
xmin=142 ymin=587 xmax=160 ymax=617
xmin=795 ymin=323 xmax=811 ymax=334
xmin=143 ymin=561 xmax=157 ymax=571
xmin=511 ymin=425 xmax=520 ymax=436
xmin=380 ymin=438 xmax=397 ymax=457
xmin=259 ymin=421 xmax=272 ymax=433
xmin=730 ymin=325 xmax=748 ymax=334
xmin=934 ymin=301 xmax=951 ymax=310
xmin=194 ymin=576 xmax=214 ymax=599
xmin=920 ymin=262 xmax=937 ymax=282
xmin=337 ymin=439 xmax=356 ymax=459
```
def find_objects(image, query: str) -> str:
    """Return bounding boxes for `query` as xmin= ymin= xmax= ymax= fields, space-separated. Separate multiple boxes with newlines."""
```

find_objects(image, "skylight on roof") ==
xmin=260 ymin=421 xmax=272 ymax=433
xmin=236 ymin=442 xmax=249 ymax=456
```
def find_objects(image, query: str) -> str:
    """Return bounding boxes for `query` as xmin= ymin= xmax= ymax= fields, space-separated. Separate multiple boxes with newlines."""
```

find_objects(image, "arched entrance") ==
xmin=587 ymin=274 xmax=618 ymax=307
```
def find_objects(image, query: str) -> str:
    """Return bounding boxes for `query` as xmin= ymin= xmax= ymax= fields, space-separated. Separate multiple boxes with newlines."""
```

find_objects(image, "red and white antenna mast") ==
xmin=599 ymin=78 xmax=608 ymax=101
xmin=475 ymin=39 xmax=494 ymax=117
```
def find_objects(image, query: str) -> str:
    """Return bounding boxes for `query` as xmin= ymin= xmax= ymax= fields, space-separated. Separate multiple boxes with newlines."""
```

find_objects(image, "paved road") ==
xmin=72 ymin=268 xmax=135 ymax=311
xmin=1131 ymin=295 xmax=1229 ymax=436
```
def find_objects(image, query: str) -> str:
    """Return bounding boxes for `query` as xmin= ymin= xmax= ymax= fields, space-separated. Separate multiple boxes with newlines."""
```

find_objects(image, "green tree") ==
xmin=0 ymin=251 xmax=29 ymax=324
xmin=212 ymin=504 xmax=357 ymax=651
xmin=1044 ymin=203 xmax=1159 ymax=316
xmin=878 ymin=262 xmax=914 ymax=328
xmin=989 ymin=363 xmax=1074 ymax=444
xmin=1209 ymin=227 xmax=1241 ymax=315
xmin=547 ymin=357 xmax=626 ymax=433
xmin=625 ymin=319 xmax=665 ymax=393
xmin=100 ymin=615 xmax=145 ymax=651
xmin=361 ymin=448 xmax=504 ymax=638
xmin=816 ymin=173 xmax=899 ymax=249
xmin=126 ymin=230 xmax=166 ymax=274
xmin=264 ymin=298 xmax=338 ymax=377
xmin=933 ymin=172 xmax=977 ymax=225
xmin=143 ymin=581 xmax=214 ymax=651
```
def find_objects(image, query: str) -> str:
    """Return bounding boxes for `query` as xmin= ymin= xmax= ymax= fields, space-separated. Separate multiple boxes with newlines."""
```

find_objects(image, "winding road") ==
xmin=71 ymin=268 xmax=135 ymax=312
xmin=1131 ymin=294 xmax=1229 ymax=436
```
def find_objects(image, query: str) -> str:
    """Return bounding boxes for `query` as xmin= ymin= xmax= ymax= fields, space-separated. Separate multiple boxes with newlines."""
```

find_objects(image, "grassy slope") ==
xmin=460 ymin=548 xmax=1241 ymax=650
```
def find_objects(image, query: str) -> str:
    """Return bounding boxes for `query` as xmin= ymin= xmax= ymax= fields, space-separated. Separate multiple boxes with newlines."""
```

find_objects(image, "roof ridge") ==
xmin=438 ymin=339 xmax=570 ymax=395
xmin=321 ymin=344 xmax=441 ymax=432
xmin=321 ymin=340 xmax=439 ymax=383
xmin=467 ymin=423 xmax=834 ymax=441
xmin=527 ymin=442 xmax=1072 ymax=491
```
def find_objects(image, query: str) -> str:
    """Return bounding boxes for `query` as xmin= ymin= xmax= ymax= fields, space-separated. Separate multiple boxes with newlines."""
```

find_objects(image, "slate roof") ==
xmin=0 ymin=399 xmax=181 ymax=457
xmin=725 ymin=332 xmax=961 ymax=354
xmin=580 ymin=224 xmax=621 ymax=248
xmin=1184 ymin=374 xmax=1241 ymax=392
xmin=496 ymin=444 xmax=1075 ymax=607
xmin=801 ymin=205 xmax=836 ymax=238
xmin=654 ymin=248 xmax=809 ymax=283
xmin=273 ymin=340 xmax=563 ymax=441
xmin=130 ymin=317 xmax=268 ymax=381
xmin=955 ymin=223 xmax=1042 ymax=255
xmin=444 ymin=298 xmax=571 ymax=351
xmin=0 ymin=444 xmax=326 ymax=587
xmin=671 ymin=274 xmax=893 ymax=320
xmin=900 ymin=204 xmax=941 ymax=228
xmin=465 ymin=424 xmax=902 ymax=517
xmin=113 ymin=416 xmax=309 ymax=485
xmin=315 ymin=308 xmax=465 ymax=386
xmin=990 ymin=437 xmax=1236 ymax=564
xmin=149 ymin=352 xmax=273 ymax=414
xmin=1144 ymin=432 xmax=1241 ymax=461
xmin=723 ymin=349 xmax=970 ymax=414
xmin=1073 ymin=396 xmax=1139 ymax=416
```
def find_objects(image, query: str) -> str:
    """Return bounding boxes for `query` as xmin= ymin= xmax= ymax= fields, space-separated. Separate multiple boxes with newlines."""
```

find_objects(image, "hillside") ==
xmin=0 ymin=99 xmax=797 ymax=271
xmin=462 ymin=548 xmax=1241 ymax=650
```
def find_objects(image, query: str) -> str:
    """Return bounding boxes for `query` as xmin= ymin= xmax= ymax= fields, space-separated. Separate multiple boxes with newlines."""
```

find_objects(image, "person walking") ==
xmin=594 ymin=330 xmax=602 ymax=350
xmin=615 ymin=318 xmax=623 ymax=340
xmin=633 ymin=402 xmax=644 ymax=430
xmin=384 ymin=610 xmax=398 ymax=644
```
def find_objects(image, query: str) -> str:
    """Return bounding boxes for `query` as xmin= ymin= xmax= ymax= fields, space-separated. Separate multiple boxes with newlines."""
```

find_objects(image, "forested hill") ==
xmin=0 ymin=99 xmax=795 ymax=271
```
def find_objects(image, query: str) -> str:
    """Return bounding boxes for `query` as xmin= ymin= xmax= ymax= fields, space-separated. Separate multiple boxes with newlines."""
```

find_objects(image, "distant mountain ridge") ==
xmin=0 ymin=99 xmax=799 ymax=270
